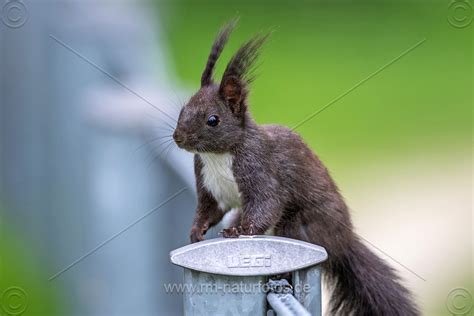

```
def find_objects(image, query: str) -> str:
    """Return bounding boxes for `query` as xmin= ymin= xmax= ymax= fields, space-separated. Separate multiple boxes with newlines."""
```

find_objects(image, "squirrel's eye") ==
xmin=207 ymin=115 xmax=219 ymax=127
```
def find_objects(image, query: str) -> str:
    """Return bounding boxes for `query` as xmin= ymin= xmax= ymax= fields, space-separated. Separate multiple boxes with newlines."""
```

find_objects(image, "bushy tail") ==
xmin=326 ymin=237 xmax=418 ymax=316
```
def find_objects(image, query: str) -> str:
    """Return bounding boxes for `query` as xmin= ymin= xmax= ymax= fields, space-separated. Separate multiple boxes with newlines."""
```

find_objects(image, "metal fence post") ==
xmin=170 ymin=236 xmax=327 ymax=315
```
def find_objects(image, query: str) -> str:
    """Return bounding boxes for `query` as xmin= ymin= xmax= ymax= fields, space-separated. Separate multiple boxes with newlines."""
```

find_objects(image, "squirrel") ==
xmin=172 ymin=21 xmax=419 ymax=316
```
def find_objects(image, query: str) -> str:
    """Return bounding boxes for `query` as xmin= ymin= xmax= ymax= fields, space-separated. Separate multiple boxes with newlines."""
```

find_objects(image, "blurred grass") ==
xmin=156 ymin=0 xmax=471 ymax=175
xmin=0 ymin=214 xmax=65 ymax=315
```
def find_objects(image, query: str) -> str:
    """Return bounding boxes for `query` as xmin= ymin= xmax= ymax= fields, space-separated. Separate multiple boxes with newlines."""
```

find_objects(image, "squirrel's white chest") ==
xmin=199 ymin=153 xmax=242 ymax=211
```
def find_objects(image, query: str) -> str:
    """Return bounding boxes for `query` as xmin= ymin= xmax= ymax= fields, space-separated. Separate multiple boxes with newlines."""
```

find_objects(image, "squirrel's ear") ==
xmin=220 ymin=76 xmax=243 ymax=114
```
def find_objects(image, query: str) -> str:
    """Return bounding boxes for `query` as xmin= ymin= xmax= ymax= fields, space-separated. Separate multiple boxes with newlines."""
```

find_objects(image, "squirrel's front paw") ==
xmin=190 ymin=227 xmax=205 ymax=243
xmin=220 ymin=226 xmax=241 ymax=238
xmin=220 ymin=224 xmax=256 ymax=238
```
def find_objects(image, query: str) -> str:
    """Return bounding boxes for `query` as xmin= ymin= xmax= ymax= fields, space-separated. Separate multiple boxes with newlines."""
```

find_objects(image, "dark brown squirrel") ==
xmin=172 ymin=21 xmax=418 ymax=316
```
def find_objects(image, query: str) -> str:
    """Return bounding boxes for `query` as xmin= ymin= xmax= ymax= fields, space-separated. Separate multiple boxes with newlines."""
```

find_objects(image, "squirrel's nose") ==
xmin=173 ymin=130 xmax=185 ymax=145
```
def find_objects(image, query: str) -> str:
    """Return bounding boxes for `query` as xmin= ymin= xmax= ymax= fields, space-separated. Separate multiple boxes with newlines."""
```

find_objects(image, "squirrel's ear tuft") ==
xmin=220 ymin=76 xmax=243 ymax=113
xmin=220 ymin=32 xmax=269 ymax=85
xmin=201 ymin=19 xmax=237 ymax=87
xmin=219 ymin=32 xmax=269 ymax=114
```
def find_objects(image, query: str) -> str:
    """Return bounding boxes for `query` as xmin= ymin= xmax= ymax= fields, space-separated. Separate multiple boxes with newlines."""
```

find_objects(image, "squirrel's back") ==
xmin=260 ymin=124 xmax=336 ymax=193
xmin=261 ymin=124 xmax=320 ymax=167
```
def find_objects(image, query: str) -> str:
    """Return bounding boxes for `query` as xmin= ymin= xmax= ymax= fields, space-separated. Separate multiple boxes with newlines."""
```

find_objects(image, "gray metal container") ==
xmin=170 ymin=236 xmax=328 ymax=315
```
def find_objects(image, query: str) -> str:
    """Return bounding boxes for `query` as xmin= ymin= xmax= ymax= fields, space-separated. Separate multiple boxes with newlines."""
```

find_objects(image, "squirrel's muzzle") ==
xmin=173 ymin=129 xmax=185 ymax=147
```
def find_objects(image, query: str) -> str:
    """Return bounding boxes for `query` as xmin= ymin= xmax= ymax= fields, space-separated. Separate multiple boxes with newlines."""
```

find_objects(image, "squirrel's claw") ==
xmin=220 ymin=224 xmax=256 ymax=238
xmin=220 ymin=226 xmax=241 ymax=238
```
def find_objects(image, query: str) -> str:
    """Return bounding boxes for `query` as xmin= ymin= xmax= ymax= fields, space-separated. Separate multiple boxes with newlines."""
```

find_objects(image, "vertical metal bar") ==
xmin=293 ymin=266 xmax=323 ymax=315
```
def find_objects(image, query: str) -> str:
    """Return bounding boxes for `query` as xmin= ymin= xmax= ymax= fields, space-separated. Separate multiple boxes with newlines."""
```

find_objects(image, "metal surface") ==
xmin=170 ymin=236 xmax=328 ymax=276
xmin=170 ymin=236 xmax=327 ymax=315
xmin=293 ymin=266 xmax=323 ymax=314
xmin=182 ymin=269 xmax=267 ymax=316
